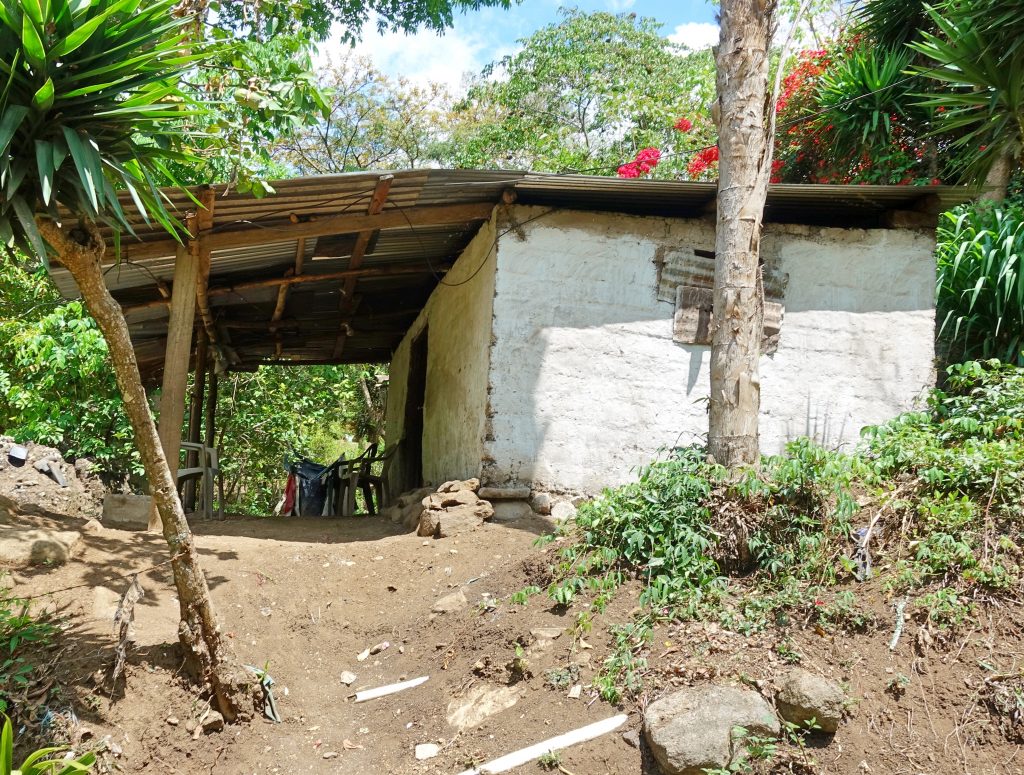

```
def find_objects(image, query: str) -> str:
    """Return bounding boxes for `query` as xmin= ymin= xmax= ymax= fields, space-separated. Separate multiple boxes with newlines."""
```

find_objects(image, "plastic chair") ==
xmin=177 ymin=442 xmax=224 ymax=519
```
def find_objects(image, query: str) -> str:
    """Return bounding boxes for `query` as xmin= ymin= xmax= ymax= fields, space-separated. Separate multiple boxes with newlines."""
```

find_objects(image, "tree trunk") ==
xmin=979 ymin=150 xmax=1015 ymax=203
xmin=708 ymin=0 xmax=778 ymax=469
xmin=37 ymin=218 xmax=251 ymax=720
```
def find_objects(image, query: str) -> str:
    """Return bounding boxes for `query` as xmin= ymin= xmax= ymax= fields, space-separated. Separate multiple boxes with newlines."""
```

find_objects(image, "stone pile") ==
xmin=0 ymin=436 xmax=103 ymax=521
xmin=643 ymin=670 xmax=848 ymax=775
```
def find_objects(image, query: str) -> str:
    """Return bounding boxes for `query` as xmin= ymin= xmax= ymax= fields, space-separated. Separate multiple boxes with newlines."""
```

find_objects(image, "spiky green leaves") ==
xmin=0 ymin=0 xmax=202 ymax=261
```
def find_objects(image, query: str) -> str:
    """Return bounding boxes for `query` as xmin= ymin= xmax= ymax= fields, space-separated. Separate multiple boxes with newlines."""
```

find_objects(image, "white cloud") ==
xmin=668 ymin=22 xmax=719 ymax=51
xmin=316 ymin=16 xmax=515 ymax=95
xmin=605 ymin=0 xmax=636 ymax=10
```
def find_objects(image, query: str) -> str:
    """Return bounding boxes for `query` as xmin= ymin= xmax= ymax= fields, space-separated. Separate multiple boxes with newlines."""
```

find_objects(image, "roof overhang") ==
xmin=45 ymin=169 xmax=973 ymax=381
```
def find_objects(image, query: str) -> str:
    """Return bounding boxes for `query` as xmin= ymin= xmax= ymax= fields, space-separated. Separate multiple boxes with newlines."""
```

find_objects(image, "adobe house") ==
xmin=44 ymin=170 xmax=967 ymax=508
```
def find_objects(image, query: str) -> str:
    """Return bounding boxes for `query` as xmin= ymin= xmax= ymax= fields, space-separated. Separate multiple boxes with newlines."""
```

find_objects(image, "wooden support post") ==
xmin=204 ymin=369 xmax=218 ymax=451
xmin=182 ymin=327 xmax=208 ymax=512
xmin=150 ymin=237 xmax=200 ymax=531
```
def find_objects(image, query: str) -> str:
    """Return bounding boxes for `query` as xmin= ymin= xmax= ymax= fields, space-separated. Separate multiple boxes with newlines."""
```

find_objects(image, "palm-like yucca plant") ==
xmin=937 ymin=203 xmax=1024 ymax=366
xmin=909 ymin=6 xmax=1023 ymax=192
xmin=0 ymin=0 xmax=247 ymax=717
xmin=0 ymin=0 xmax=197 ymax=258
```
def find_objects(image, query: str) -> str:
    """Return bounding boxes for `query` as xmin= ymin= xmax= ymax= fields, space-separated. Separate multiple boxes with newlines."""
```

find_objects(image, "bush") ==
xmin=937 ymin=202 xmax=1024 ymax=366
xmin=543 ymin=361 xmax=1024 ymax=698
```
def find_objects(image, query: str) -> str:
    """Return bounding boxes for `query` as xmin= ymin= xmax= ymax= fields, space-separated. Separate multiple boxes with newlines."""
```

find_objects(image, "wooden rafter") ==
xmin=332 ymin=174 xmax=393 ymax=359
xmin=121 ymin=262 xmax=449 ymax=315
xmin=95 ymin=202 xmax=494 ymax=264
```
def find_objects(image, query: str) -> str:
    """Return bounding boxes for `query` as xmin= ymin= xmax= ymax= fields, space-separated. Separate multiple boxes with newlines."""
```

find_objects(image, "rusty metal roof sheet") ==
xmin=45 ymin=169 xmax=972 ymax=380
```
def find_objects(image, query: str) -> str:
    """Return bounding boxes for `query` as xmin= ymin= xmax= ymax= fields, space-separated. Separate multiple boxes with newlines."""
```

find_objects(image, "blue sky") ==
xmin=318 ymin=1 xmax=719 ymax=92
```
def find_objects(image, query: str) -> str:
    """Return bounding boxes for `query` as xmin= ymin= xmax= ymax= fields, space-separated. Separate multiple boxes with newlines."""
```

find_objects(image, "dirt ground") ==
xmin=6 ymin=513 xmax=1024 ymax=775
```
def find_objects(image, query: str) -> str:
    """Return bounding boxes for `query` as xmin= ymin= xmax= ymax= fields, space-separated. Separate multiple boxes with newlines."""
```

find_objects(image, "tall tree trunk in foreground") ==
xmin=708 ymin=0 xmax=778 ymax=468
xmin=36 ymin=218 xmax=250 ymax=720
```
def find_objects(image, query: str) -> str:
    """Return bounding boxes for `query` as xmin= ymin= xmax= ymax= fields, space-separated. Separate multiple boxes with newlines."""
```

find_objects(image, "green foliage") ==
xmin=909 ymin=4 xmax=1024 ymax=187
xmin=441 ymin=9 xmax=716 ymax=176
xmin=936 ymin=202 xmax=1024 ymax=366
xmin=0 ymin=586 xmax=54 ymax=719
xmin=1 ymin=714 xmax=95 ymax=775
xmin=0 ymin=0 xmax=201 ymax=256
xmin=0 ymin=255 xmax=137 ymax=478
xmin=280 ymin=53 xmax=452 ymax=174
xmin=543 ymin=362 xmax=1024 ymax=702
xmin=214 ymin=364 xmax=386 ymax=515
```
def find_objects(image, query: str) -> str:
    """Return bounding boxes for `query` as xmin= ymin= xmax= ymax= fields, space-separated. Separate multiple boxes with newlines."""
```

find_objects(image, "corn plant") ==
xmin=936 ymin=203 xmax=1024 ymax=366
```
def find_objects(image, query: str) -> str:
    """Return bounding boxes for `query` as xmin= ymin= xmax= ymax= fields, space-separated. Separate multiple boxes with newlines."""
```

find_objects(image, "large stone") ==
xmin=775 ymin=668 xmax=846 ymax=734
xmin=432 ymin=589 xmax=468 ymax=614
xmin=550 ymin=500 xmax=577 ymax=522
xmin=437 ymin=479 xmax=479 ymax=494
xmin=530 ymin=492 xmax=553 ymax=516
xmin=417 ymin=501 xmax=493 ymax=538
xmin=644 ymin=685 xmax=780 ymax=775
xmin=490 ymin=500 xmax=534 ymax=523
xmin=101 ymin=493 xmax=152 ymax=530
xmin=0 ymin=524 xmax=81 ymax=567
xmin=446 ymin=684 xmax=520 ymax=731
xmin=438 ymin=489 xmax=479 ymax=508
xmin=478 ymin=486 xmax=531 ymax=501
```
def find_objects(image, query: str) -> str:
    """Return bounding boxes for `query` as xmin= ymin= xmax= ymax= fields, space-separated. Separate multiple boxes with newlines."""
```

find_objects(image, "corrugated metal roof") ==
xmin=45 ymin=169 xmax=973 ymax=380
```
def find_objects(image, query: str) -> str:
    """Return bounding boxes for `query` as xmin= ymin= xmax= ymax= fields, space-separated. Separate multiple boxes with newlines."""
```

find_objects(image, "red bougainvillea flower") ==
xmin=618 ymin=147 xmax=662 ymax=178
xmin=635 ymin=147 xmax=662 ymax=173
xmin=617 ymin=162 xmax=641 ymax=179
xmin=770 ymin=158 xmax=784 ymax=184
xmin=687 ymin=145 xmax=720 ymax=177
xmin=674 ymin=117 xmax=693 ymax=133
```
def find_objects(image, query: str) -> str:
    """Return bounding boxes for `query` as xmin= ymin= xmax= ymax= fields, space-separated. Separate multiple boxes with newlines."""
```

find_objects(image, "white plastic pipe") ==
xmin=353 ymin=675 xmax=429 ymax=703
xmin=455 ymin=713 xmax=628 ymax=774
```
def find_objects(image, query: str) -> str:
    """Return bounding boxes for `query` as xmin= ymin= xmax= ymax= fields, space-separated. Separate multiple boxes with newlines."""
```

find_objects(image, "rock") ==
xmin=396 ymin=486 xmax=434 ymax=508
xmin=417 ymin=500 xmax=493 ymax=538
xmin=81 ymin=519 xmax=103 ymax=533
xmin=775 ymin=668 xmax=846 ymax=734
xmin=490 ymin=500 xmax=534 ymax=523
xmin=0 ymin=525 xmax=81 ymax=567
xmin=530 ymin=626 xmax=563 ymax=646
xmin=622 ymin=729 xmax=641 ymax=749
xmin=339 ymin=671 xmax=358 ymax=686
xmin=437 ymin=489 xmax=479 ymax=508
xmin=166 ymin=716 xmax=179 ymax=727
xmin=550 ymin=500 xmax=577 ymax=522
xmin=530 ymin=492 xmax=553 ymax=515
xmin=91 ymin=587 xmax=121 ymax=622
xmin=414 ymin=743 xmax=440 ymax=760
xmin=101 ymin=493 xmax=152 ymax=530
xmin=446 ymin=684 xmax=520 ymax=731
xmin=644 ymin=685 xmax=780 ymax=775
xmin=568 ymin=684 xmax=582 ymax=700
xmin=201 ymin=710 xmax=225 ymax=734
xmin=478 ymin=486 xmax=531 ymax=501
xmin=322 ymin=751 xmax=339 ymax=760
xmin=437 ymin=479 xmax=479 ymax=494
xmin=432 ymin=589 xmax=468 ymax=614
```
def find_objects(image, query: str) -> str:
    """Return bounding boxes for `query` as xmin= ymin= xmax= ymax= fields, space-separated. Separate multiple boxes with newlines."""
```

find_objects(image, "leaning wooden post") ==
xmin=183 ymin=327 xmax=208 ymax=512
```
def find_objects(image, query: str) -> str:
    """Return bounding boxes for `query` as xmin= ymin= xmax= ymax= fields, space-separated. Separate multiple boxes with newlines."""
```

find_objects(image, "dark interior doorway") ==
xmin=402 ymin=327 xmax=428 ymax=491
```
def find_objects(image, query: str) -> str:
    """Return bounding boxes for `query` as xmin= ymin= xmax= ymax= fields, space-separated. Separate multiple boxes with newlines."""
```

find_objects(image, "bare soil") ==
xmin=6 ymin=514 xmax=1024 ymax=775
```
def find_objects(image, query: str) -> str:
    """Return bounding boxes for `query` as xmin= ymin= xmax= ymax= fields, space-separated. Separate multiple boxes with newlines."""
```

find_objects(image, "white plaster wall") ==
xmin=384 ymin=215 xmax=498 ymax=489
xmin=484 ymin=207 xmax=936 ymax=494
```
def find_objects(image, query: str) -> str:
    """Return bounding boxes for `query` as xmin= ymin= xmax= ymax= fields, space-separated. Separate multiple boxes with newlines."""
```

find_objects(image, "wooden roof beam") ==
xmin=98 ymin=201 xmax=494 ymax=263
xmin=121 ymin=262 xmax=450 ymax=315
xmin=333 ymin=174 xmax=393 ymax=360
